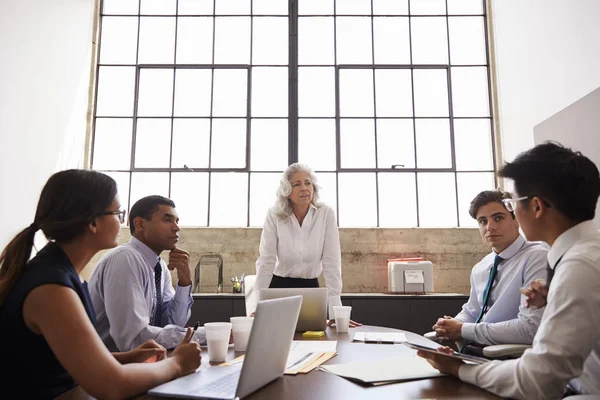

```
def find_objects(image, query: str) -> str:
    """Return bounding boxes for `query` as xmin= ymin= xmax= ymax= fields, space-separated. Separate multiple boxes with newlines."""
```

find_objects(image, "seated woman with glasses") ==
xmin=0 ymin=169 xmax=201 ymax=399
xmin=251 ymin=163 xmax=361 ymax=327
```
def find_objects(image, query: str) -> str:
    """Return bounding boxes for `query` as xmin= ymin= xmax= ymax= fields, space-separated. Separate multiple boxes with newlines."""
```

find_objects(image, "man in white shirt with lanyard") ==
xmin=432 ymin=190 xmax=548 ymax=355
xmin=89 ymin=195 xmax=204 ymax=351
xmin=418 ymin=142 xmax=600 ymax=398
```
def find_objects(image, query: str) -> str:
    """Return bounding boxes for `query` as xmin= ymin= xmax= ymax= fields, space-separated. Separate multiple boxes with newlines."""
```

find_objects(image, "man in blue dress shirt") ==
xmin=89 ymin=195 xmax=204 ymax=351
xmin=432 ymin=190 xmax=548 ymax=352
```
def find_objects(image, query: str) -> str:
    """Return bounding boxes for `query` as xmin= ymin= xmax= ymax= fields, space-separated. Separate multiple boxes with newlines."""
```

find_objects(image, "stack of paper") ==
xmin=352 ymin=332 xmax=408 ymax=344
xmin=318 ymin=355 xmax=445 ymax=385
xmin=219 ymin=340 xmax=338 ymax=375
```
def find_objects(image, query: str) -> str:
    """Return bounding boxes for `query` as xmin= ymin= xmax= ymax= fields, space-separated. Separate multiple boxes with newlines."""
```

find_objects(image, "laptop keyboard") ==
xmin=189 ymin=368 xmax=241 ymax=398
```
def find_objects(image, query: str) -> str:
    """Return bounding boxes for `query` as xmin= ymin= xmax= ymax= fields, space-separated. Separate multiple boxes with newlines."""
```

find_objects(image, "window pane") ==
xmin=130 ymin=172 xmax=169 ymax=208
xmin=249 ymin=173 xmax=281 ymax=227
xmin=178 ymin=0 xmax=214 ymax=15
xmin=251 ymin=67 xmax=288 ymax=117
xmin=298 ymin=17 xmax=334 ymax=65
xmin=378 ymin=173 xmax=417 ymax=227
xmin=339 ymin=69 xmax=374 ymax=117
xmin=418 ymin=173 xmax=457 ymax=227
xmin=171 ymin=172 xmax=209 ymax=227
xmin=253 ymin=0 xmax=288 ymax=15
xmin=102 ymin=172 xmax=131 ymax=214
xmin=375 ymin=69 xmax=412 ymax=117
xmin=96 ymin=66 xmax=136 ymax=117
xmin=336 ymin=17 xmax=372 ymax=64
xmin=141 ymin=0 xmax=176 ymax=15
xmin=451 ymin=67 xmax=490 ymax=117
xmin=373 ymin=0 xmax=408 ymax=15
xmin=214 ymin=17 xmax=250 ymax=63
xmin=100 ymin=17 xmax=138 ymax=64
xmin=102 ymin=0 xmax=138 ymax=15
xmin=447 ymin=0 xmax=484 ymax=15
xmin=413 ymin=69 xmax=448 ymax=117
xmin=339 ymin=173 xmax=377 ymax=227
xmin=215 ymin=0 xmax=250 ymax=15
xmin=340 ymin=119 xmax=376 ymax=168
xmin=298 ymin=67 xmax=335 ymax=117
xmin=171 ymin=119 xmax=211 ymax=168
xmin=316 ymin=172 xmax=337 ymax=210
xmin=299 ymin=0 xmax=333 ymax=15
xmin=457 ymin=172 xmax=495 ymax=227
xmin=298 ymin=119 xmax=336 ymax=171
xmin=212 ymin=69 xmax=248 ymax=117
xmin=336 ymin=0 xmax=371 ymax=15
xmin=176 ymin=17 xmax=213 ymax=64
xmin=410 ymin=17 xmax=448 ymax=64
xmin=373 ymin=17 xmax=410 ymax=64
xmin=377 ymin=119 xmax=415 ymax=168
xmin=454 ymin=119 xmax=493 ymax=171
xmin=137 ymin=69 xmax=174 ymax=117
xmin=138 ymin=17 xmax=176 ymax=64
xmin=134 ymin=119 xmax=171 ymax=167
xmin=211 ymin=119 xmax=246 ymax=168
xmin=415 ymin=119 xmax=451 ymax=168
xmin=250 ymin=119 xmax=288 ymax=171
xmin=210 ymin=173 xmax=248 ymax=226
xmin=449 ymin=17 xmax=486 ymax=65
xmin=174 ymin=69 xmax=212 ymax=117
xmin=93 ymin=119 xmax=132 ymax=169
xmin=409 ymin=0 xmax=446 ymax=15
xmin=253 ymin=17 xmax=288 ymax=64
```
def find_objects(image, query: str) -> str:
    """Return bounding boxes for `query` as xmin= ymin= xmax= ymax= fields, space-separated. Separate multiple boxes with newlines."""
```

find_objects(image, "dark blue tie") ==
xmin=475 ymin=254 xmax=502 ymax=324
xmin=154 ymin=261 xmax=163 ymax=326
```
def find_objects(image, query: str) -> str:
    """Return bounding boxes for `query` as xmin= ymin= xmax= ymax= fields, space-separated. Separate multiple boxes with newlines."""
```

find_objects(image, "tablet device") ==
xmin=404 ymin=342 xmax=490 ymax=365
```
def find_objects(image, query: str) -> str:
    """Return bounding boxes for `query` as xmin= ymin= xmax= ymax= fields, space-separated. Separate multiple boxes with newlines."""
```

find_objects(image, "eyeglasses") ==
xmin=100 ymin=209 xmax=127 ymax=223
xmin=502 ymin=196 xmax=529 ymax=212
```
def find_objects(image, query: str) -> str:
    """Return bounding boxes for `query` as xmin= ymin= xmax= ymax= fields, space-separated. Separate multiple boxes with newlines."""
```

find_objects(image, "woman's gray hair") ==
xmin=273 ymin=163 xmax=322 ymax=219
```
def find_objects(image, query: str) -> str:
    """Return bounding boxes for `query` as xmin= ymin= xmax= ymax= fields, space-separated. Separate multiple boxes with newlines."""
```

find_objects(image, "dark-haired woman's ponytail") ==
xmin=0 ymin=223 xmax=38 ymax=305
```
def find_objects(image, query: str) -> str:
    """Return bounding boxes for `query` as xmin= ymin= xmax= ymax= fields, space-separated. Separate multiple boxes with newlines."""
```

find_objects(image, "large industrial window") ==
xmin=91 ymin=0 xmax=495 ymax=228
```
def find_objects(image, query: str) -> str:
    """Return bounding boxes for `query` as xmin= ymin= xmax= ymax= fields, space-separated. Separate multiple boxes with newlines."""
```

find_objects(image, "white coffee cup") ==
xmin=230 ymin=316 xmax=254 ymax=352
xmin=204 ymin=322 xmax=232 ymax=362
xmin=333 ymin=306 xmax=352 ymax=333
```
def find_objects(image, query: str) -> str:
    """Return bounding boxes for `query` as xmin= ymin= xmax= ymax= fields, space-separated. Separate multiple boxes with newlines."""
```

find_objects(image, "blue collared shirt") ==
xmin=89 ymin=237 xmax=203 ymax=351
xmin=456 ymin=235 xmax=548 ymax=345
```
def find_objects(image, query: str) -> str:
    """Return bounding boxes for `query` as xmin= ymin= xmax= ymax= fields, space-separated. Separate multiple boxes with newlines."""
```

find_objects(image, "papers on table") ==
xmin=318 ymin=355 xmax=445 ymax=385
xmin=352 ymin=332 xmax=408 ymax=344
xmin=290 ymin=340 xmax=338 ymax=352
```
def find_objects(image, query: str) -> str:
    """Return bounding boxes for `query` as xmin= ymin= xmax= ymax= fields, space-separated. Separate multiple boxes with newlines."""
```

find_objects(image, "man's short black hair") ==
xmin=499 ymin=141 xmax=600 ymax=223
xmin=129 ymin=195 xmax=176 ymax=234
xmin=469 ymin=190 xmax=514 ymax=220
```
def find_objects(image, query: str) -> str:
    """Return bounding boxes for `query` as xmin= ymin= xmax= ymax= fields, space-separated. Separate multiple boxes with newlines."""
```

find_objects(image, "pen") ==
xmin=193 ymin=321 xmax=200 ymax=333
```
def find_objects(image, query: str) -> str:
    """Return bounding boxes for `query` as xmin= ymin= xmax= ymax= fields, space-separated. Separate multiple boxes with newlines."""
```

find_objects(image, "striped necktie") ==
xmin=475 ymin=254 xmax=503 ymax=324
xmin=153 ymin=261 xmax=163 ymax=326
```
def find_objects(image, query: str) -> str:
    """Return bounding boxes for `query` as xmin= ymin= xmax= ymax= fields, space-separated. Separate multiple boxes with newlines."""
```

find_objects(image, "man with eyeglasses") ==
xmin=89 ymin=195 xmax=204 ymax=352
xmin=419 ymin=142 xmax=600 ymax=398
xmin=432 ymin=190 xmax=548 ymax=355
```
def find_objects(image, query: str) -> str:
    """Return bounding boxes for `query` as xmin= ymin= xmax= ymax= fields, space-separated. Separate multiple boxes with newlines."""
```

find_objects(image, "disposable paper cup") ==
xmin=333 ymin=306 xmax=352 ymax=333
xmin=230 ymin=316 xmax=254 ymax=352
xmin=204 ymin=322 xmax=232 ymax=362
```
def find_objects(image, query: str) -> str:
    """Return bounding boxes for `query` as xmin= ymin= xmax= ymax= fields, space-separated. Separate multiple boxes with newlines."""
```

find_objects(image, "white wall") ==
xmin=533 ymin=87 xmax=600 ymax=228
xmin=0 ymin=0 xmax=94 ymax=247
xmin=492 ymin=0 xmax=600 ymax=163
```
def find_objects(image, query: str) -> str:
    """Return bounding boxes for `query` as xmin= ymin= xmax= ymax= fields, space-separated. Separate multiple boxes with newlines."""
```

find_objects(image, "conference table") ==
xmin=144 ymin=324 xmax=501 ymax=400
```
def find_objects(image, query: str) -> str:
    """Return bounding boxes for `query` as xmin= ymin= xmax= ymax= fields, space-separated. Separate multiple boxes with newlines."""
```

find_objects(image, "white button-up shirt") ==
xmin=253 ymin=204 xmax=343 ymax=317
xmin=456 ymin=235 xmax=548 ymax=345
xmin=459 ymin=220 xmax=600 ymax=399
xmin=89 ymin=237 xmax=203 ymax=351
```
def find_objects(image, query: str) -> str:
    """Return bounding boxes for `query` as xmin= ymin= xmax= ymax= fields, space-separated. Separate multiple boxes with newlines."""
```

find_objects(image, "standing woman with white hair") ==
xmin=251 ymin=163 xmax=361 ymax=327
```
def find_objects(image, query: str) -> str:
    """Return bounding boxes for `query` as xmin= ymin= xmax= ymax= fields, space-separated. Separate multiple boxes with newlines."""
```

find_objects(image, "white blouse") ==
xmin=253 ymin=204 xmax=343 ymax=317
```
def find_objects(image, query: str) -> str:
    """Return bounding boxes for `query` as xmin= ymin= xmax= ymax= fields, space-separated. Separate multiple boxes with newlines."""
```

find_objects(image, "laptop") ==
xmin=259 ymin=287 xmax=328 ymax=331
xmin=148 ymin=295 xmax=302 ymax=399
